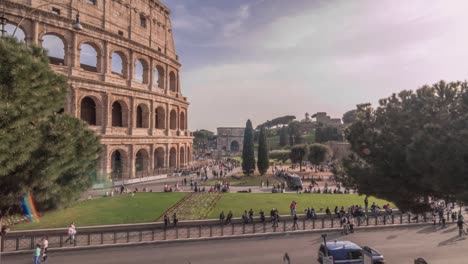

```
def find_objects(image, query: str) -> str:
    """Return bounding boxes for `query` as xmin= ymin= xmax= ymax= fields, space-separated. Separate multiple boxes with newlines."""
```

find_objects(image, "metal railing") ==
xmin=0 ymin=212 xmax=437 ymax=253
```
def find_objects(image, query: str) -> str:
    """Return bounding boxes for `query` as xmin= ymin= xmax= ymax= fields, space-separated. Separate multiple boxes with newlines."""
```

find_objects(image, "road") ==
xmin=4 ymin=225 xmax=467 ymax=263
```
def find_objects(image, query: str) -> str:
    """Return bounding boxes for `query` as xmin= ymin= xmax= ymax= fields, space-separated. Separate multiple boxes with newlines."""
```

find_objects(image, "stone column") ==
xmin=149 ymin=100 xmax=154 ymax=135
xmin=129 ymin=97 xmax=135 ymax=135
xmin=165 ymin=103 xmax=170 ymax=135
xmin=129 ymin=144 xmax=135 ymax=179
xmin=148 ymin=145 xmax=154 ymax=176
xmin=165 ymin=144 xmax=170 ymax=169
xmin=149 ymin=59 xmax=154 ymax=91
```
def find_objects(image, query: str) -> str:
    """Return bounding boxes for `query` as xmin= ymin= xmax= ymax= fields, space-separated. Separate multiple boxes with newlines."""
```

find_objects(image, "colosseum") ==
xmin=0 ymin=0 xmax=193 ymax=182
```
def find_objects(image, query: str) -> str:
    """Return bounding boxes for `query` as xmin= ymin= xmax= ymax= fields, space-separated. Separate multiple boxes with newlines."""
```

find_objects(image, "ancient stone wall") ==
xmin=216 ymin=127 xmax=244 ymax=153
xmin=1 ymin=0 xmax=193 ymax=181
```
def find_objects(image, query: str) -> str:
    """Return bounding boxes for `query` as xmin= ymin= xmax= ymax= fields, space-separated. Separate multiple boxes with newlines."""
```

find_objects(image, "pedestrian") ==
xmin=290 ymin=201 xmax=297 ymax=216
xmin=248 ymin=209 xmax=254 ymax=223
xmin=259 ymin=210 xmax=265 ymax=222
xmin=341 ymin=215 xmax=349 ymax=235
xmin=173 ymin=213 xmax=178 ymax=227
xmin=219 ymin=211 xmax=225 ymax=223
xmin=41 ymin=236 xmax=49 ymax=262
xmin=164 ymin=214 xmax=169 ymax=228
xmin=34 ymin=244 xmax=41 ymax=264
xmin=292 ymin=214 xmax=299 ymax=230
xmin=267 ymin=179 xmax=270 ymax=188
xmin=226 ymin=211 xmax=233 ymax=224
xmin=64 ymin=222 xmax=76 ymax=244
xmin=364 ymin=196 xmax=368 ymax=213
xmin=457 ymin=217 xmax=465 ymax=236
xmin=349 ymin=215 xmax=355 ymax=233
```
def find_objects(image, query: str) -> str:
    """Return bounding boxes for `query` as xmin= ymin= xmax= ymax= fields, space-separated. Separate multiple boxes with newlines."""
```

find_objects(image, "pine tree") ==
xmin=242 ymin=119 xmax=255 ymax=176
xmin=279 ymin=126 xmax=288 ymax=147
xmin=257 ymin=126 xmax=269 ymax=175
xmin=0 ymin=38 xmax=101 ymax=215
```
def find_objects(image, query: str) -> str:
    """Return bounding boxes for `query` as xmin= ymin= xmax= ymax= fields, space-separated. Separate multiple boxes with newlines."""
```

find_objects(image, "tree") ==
xmin=269 ymin=150 xmax=291 ymax=163
xmin=305 ymin=112 xmax=310 ymax=122
xmin=315 ymin=125 xmax=343 ymax=143
xmin=308 ymin=144 xmax=331 ymax=171
xmin=279 ymin=126 xmax=288 ymax=147
xmin=342 ymin=110 xmax=357 ymax=125
xmin=193 ymin=129 xmax=214 ymax=152
xmin=341 ymin=81 xmax=468 ymax=212
xmin=0 ymin=37 xmax=101 ymax=215
xmin=256 ymin=115 xmax=296 ymax=129
xmin=289 ymin=144 xmax=308 ymax=171
xmin=242 ymin=119 xmax=255 ymax=175
xmin=288 ymin=121 xmax=302 ymax=146
xmin=257 ymin=127 xmax=269 ymax=175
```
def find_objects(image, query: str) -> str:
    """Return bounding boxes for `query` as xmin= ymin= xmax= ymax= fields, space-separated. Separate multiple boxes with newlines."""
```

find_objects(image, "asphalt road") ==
xmin=4 ymin=225 xmax=467 ymax=264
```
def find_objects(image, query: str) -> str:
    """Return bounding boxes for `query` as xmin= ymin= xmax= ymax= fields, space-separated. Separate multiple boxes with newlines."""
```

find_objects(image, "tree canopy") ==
xmin=257 ymin=127 xmax=269 ymax=175
xmin=315 ymin=125 xmax=343 ymax=143
xmin=279 ymin=126 xmax=288 ymax=147
xmin=0 ymin=37 xmax=101 ymax=215
xmin=288 ymin=121 xmax=302 ymax=146
xmin=242 ymin=119 xmax=256 ymax=175
xmin=256 ymin=115 xmax=296 ymax=129
xmin=289 ymin=144 xmax=308 ymax=171
xmin=308 ymin=144 xmax=331 ymax=167
xmin=339 ymin=81 xmax=468 ymax=212
xmin=342 ymin=110 xmax=357 ymax=125
xmin=269 ymin=150 xmax=290 ymax=163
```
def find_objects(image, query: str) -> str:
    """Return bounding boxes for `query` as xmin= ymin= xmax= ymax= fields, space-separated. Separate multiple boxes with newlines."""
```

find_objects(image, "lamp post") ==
xmin=1 ymin=1 xmax=82 ymax=38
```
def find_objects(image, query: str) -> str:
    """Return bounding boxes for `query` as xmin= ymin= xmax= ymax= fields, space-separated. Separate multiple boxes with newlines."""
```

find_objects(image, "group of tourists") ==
xmin=33 ymin=237 xmax=48 ymax=264
xmin=163 ymin=213 xmax=179 ymax=228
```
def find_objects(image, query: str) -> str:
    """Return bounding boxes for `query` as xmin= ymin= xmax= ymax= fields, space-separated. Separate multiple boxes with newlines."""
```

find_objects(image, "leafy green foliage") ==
xmin=315 ymin=125 xmax=343 ymax=143
xmin=242 ymin=120 xmax=256 ymax=175
xmin=288 ymin=121 xmax=302 ymax=146
xmin=257 ymin=127 xmax=269 ymax=175
xmin=279 ymin=126 xmax=288 ymax=147
xmin=342 ymin=109 xmax=357 ymax=125
xmin=269 ymin=150 xmax=291 ymax=163
xmin=341 ymin=81 xmax=468 ymax=212
xmin=193 ymin=129 xmax=215 ymax=152
xmin=308 ymin=144 xmax=331 ymax=166
xmin=0 ymin=38 xmax=101 ymax=215
xmin=289 ymin=144 xmax=308 ymax=170
xmin=256 ymin=115 xmax=296 ymax=129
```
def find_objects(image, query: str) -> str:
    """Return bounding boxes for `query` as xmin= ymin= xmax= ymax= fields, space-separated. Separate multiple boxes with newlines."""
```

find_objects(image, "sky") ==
xmin=163 ymin=0 xmax=468 ymax=132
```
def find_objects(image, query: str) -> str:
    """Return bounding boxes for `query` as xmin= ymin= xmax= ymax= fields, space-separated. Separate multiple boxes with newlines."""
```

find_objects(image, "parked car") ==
xmin=362 ymin=246 xmax=385 ymax=264
xmin=317 ymin=240 xmax=363 ymax=264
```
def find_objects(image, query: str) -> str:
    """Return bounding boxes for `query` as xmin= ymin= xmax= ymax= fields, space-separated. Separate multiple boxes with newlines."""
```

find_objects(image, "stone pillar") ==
xmin=103 ymin=93 xmax=110 ymax=134
xmin=149 ymin=59 xmax=154 ymax=91
xmin=148 ymin=144 xmax=154 ymax=175
xmin=165 ymin=103 xmax=170 ymax=135
xmin=30 ymin=21 xmax=39 ymax=45
xmin=129 ymin=144 xmax=135 ymax=179
xmin=129 ymin=97 xmax=134 ymax=135
xmin=149 ymin=100 xmax=154 ymax=135
xmin=70 ymin=31 xmax=78 ymax=69
xmin=102 ymin=41 xmax=109 ymax=80
xmin=128 ymin=51 xmax=134 ymax=85
xmin=165 ymin=144 xmax=170 ymax=169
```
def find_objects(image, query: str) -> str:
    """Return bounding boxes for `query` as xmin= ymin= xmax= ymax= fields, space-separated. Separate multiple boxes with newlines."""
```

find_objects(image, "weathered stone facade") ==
xmin=216 ymin=127 xmax=244 ymax=153
xmin=314 ymin=112 xmax=342 ymax=127
xmin=1 ymin=0 xmax=193 ymax=181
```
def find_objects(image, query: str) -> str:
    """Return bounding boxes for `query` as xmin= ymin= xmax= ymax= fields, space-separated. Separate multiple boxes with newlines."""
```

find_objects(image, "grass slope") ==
xmin=208 ymin=193 xmax=393 ymax=219
xmin=14 ymin=192 xmax=187 ymax=230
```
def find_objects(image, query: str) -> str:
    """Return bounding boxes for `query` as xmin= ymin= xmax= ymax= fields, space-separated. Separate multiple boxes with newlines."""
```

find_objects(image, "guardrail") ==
xmin=1 ymin=212 xmax=437 ymax=253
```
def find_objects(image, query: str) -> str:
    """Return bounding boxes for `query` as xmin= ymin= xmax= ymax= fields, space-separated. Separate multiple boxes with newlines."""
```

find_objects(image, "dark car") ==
xmin=362 ymin=246 xmax=385 ymax=264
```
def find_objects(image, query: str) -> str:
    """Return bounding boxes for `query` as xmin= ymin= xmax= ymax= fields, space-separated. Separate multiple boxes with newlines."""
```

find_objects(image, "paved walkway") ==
xmin=4 ymin=225 xmax=467 ymax=263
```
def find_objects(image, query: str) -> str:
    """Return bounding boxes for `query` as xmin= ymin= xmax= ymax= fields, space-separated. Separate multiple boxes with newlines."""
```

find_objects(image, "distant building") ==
xmin=314 ymin=112 xmax=342 ymax=127
xmin=217 ymin=127 xmax=244 ymax=153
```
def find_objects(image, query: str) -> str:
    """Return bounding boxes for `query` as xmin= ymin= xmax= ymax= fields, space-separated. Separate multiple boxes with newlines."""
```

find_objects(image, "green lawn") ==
xmin=202 ymin=175 xmax=280 ymax=187
xmin=207 ymin=193 xmax=394 ymax=219
xmin=14 ymin=193 xmax=187 ymax=230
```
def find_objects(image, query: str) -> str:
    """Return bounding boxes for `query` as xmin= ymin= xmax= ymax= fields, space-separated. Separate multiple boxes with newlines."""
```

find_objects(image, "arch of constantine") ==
xmin=1 ymin=0 xmax=193 ymax=181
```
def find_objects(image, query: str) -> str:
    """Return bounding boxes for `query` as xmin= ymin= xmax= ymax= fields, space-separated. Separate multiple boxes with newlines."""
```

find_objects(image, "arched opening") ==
xmin=230 ymin=141 xmax=240 ymax=152
xmin=135 ymin=149 xmax=149 ymax=177
xmin=111 ymin=52 xmax=125 ymax=76
xmin=112 ymin=101 xmax=124 ymax=127
xmin=42 ymin=34 xmax=65 ymax=65
xmin=80 ymin=43 xmax=99 ymax=72
xmin=169 ymin=148 xmax=177 ymax=168
xmin=169 ymin=71 xmax=176 ymax=92
xmin=155 ymin=65 xmax=164 ymax=89
xmin=135 ymin=59 xmax=148 ymax=84
xmin=111 ymin=150 xmax=126 ymax=179
xmin=180 ymin=112 xmax=186 ymax=130
xmin=187 ymin=146 xmax=191 ymax=163
xmin=136 ymin=104 xmax=149 ymax=128
xmin=154 ymin=147 xmax=165 ymax=169
xmin=170 ymin=110 xmax=177 ymax=130
xmin=4 ymin=24 xmax=26 ymax=42
xmin=80 ymin=97 xmax=97 ymax=125
xmin=180 ymin=147 xmax=185 ymax=167
xmin=155 ymin=107 xmax=165 ymax=129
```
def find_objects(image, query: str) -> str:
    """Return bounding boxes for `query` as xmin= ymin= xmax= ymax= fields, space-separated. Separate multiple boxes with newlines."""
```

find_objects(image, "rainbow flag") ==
xmin=21 ymin=193 xmax=40 ymax=223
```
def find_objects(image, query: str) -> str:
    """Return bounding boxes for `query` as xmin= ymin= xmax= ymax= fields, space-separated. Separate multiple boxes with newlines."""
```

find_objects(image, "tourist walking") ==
xmin=64 ymin=222 xmax=76 ymax=244
xmin=457 ymin=217 xmax=465 ymax=236
xmin=173 ymin=213 xmax=178 ymax=227
xmin=226 ymin=211 xmax=233 ymax=224
xmin=164 ymin=214 xmax=169 ymax=228
xmin=292 ymin=214 xmax=299 ymax=230
xmin=290 ymin=201 xmax=297 ymax=216
xmin=34 ymin=244 xmax=41 ymax=264
xmin=219 ymin=211 xmax=225 ymax=223
xmin=41 ymin=236 xmax=49 ymax=262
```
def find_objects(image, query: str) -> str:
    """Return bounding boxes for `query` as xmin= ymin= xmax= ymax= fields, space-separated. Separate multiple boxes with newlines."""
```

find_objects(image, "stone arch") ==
xmin=170 ymin=109 xmax=177 ymax=130
xmin=136 ymin=103 xmax=150 ymax=128
xmin=230 ymin=140 xmax=240 ymax=152
xmin=135 ymin=148 xmax=149 ymax=177
xmin=110 ymin=149 xmax=127 ymax=179
xmin=169 ymin=71 xmax=177 ymax=92
xmin=154 ymin=147 xmax=165 ymax=169
xmin=180 ymin=112 xmax=186 ymax=130
xmin=80 ymin=96 xmax=101 ymax=126
xmin=180 ymin=147 xmax=185 ymax=167
xmin=155 ymin=65 xmax=165 ymax=89
xmin=135 ymin=58 xmax=149 ymax=84
xmin=41 ymin=33 xmax=66 ymax=65
xmin=169 ymin=147 xmax=177 ymax=168
xmin=155 ymin=106 xmax=166 ymax=129
xmin=111 ymin=51 xmax=126 ymax=76
xmin=80 ymin=42 xmax=100 ymax=72
xmin=4 ymin=23 xmax=26 ymax=42
xmin=111 ymin=100 xmax=129 ymax=127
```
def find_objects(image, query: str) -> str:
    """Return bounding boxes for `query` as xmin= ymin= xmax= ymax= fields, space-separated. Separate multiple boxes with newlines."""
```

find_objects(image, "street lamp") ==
xmin=0 ymin=2 xmax=83 ymax=38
